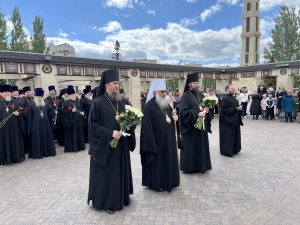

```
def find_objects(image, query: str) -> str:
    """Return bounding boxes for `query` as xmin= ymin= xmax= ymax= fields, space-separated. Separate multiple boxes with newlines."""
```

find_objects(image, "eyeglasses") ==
xmin=159 ymin=90 xmax=167 ymax=93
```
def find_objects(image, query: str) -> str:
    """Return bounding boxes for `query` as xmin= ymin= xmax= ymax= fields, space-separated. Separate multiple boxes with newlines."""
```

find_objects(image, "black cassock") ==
xmin=61 ymin=99 xmax=85 ymax=152
xmin=0 ymin=99 xmax=25 ymax=165
xmin=46 ymin=96 xmax=59 ymax=140
xmin=23 ymin=97 xmax=33 ymax=154
xmin=26 ymin=101 xmax=56 ymax=159
xmin=179 ymin=91 xmax=212 ymax=173
xmin=87 ymin=95 xmax=136 ymax=211
xmin=56 ymin=99 xmax=65 ymax=146
xmin=80 ymin=97 xmax=92 ymax=143
xmin=140 ymin=98 xmax=179 ymax=192
xmin=219 ymin=94 xmax=243 ymax=156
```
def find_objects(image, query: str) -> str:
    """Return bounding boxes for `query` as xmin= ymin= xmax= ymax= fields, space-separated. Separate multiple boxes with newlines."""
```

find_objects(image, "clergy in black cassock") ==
xmin=0 ymin=85 xmax=25 ymax=165
xmin=23 ymin=86 xmax=34 ymax=154
xmin=45 ymin=85 xmax=60 ymax=140
xmin=61 ymin=86 xmax=85 ymax=153
xmin=179 ymin=73 xmax=212 ymax=173
xmin=87 ymin=69 xmax=136 ymax=214
xmin=219 ymin=84 xmax=243 ymax=157
xmin=56 ymin=88 xmax=67 ymax=146
xmin=120 ymin=88 xmax=132 ymax=106
xmin=26 ymin=88 xmax=56 ymax=159
xmin=80 ymin=88 xmax=92 ymax=143
xmin=140 ymin=79 xmax=179 ymax=192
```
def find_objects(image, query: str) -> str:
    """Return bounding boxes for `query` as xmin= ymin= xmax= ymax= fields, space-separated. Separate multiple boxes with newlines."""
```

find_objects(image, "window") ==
xmin=256 ymin=17 xmax=259 ymax=31
xmin=246 ymin=17 xmax=250 ymax=32
xmin=245 ymin=54 xmax=249 ymax=64
xmin=256 ymin=54 xmax=258 ymax=63
xmin=256 ymin=2 xmax=259 ymax=10
xmin=247 ymin=2 xmax=251 ymax=11
xmin=255 ymin=37 xmax=258 ymax=52
xmin=246 ymin=37 xmax=250 ymax=53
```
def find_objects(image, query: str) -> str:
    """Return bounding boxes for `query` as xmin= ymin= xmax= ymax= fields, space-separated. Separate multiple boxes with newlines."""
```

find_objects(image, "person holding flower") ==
xmin=25 ymin=88 xmax=56 ymax=159
xmin=219 ymin=84 xmax=243 ymax=157
xmin=61 ymin=85 xmax=86 ymax=153
xmin=0 ymin=84 xmax=25 ymax=165
xmin=179 ymin=73 xmax=212 ymax=174
xmin=46 ymin=85 xmax=60 ymax=140
xmin=87 ymin=69 xmax=136 ymax=214
xmin=140 ymin=79 xmax=179 ymax=193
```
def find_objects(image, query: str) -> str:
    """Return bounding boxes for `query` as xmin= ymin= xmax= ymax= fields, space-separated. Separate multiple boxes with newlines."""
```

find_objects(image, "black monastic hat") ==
xmin=119 ymin=88 xmax=125 ymax=94
xmin=23 ymin=86 xmax=31 ymax=93
xmin=0 ymin=84 xmax=12 ymax=92
xmin=48 ymin=85 xmax=55 ymax=91
xmin=12 ymin=86 xmax=18 ymax=92
xmin=34 ymin=88 xmax=44 ymax=97
xmin=184 ymin=73 xmax=199 ymax=92
xmin=95 ymin=69 xmax=119 ymax=98
xmin=83 ymin=88 xmax=91 ymax=95
xmin=18 ymin=90 xmax=24 ymax=95
xmin=58 ymin=88 xmax=67 ymax=99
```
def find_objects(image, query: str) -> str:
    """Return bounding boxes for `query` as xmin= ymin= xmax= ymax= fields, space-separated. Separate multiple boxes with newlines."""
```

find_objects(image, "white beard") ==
xmin=34 ymin=98 xmax=45 ymax=107
xmin=155 ymin=94 xmax=169 ymax=109
xmin=4 ymin=97 xmax=11 ymax=102
xmin=62 ymin=95 xmax=69 ymax=101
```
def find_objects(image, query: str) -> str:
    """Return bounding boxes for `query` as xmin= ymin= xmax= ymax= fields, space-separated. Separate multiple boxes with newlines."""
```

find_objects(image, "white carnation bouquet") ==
xmin=194 ymin=96 xmax=219 ymax=130
xmin=110 ymin=105 xmax=144 ymax=148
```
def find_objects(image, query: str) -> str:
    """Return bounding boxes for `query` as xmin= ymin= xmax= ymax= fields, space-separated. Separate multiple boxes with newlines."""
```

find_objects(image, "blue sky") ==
xmin=1 ymin=0 xmax=299 ymax=67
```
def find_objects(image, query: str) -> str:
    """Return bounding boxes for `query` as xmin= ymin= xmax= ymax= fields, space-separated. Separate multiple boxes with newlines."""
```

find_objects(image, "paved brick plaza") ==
xmin=1 ymin=117 xmax=300 ymax=225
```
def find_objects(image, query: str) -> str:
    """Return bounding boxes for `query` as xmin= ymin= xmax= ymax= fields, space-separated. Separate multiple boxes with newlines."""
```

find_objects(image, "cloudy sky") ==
xmin=1 ymin=0 xmax=299 ymax=67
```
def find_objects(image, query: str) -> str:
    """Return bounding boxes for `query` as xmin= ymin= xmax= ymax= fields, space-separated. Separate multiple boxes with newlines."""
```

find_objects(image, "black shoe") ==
xmin=290 ymin=120 xmax=294 ymax=122
xmin=124 ymin=201 xmax=131 ymax=206
xmin=286 ymin=121 xmax=288 ymax=123
xmin=221 ymin=153 xmax=233 ymax=158
xmin=105 ymin=210 xmax=115 ymax=214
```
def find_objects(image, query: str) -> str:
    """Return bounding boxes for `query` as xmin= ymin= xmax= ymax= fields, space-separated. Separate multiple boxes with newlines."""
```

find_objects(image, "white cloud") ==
xmin=180 ymin=18 xmax=198 ymax=27
xmin=186 ymin=0 xmax=197 ymax=2
xmin=105 ymin=0 xmax=137 ymax=9
xmin=95 ymin=21 xmax=122 ymax=33
xmin=5 ymin=16 xmax=31 ymax=41
xmin=200 ymin=4 xmax=222 ymax=22
xmin=47 ymin=22 xmax=242 ymax=65
xmin=260 ymin=0 xmax=300 ymax=11
xmin=138 ymin=1 xmax=145 ymax=7
xmin=71 ymin=32 xmax=77 ymax=35
xmin=58 ymin=29 xmax=69 ymax=38
xmin=146 ymin=9 xmax=156 ymax=16
xmin=219 ymin=0 xmax=239 ymax=5
xmin=203 ymin=62 xmax=240 ymax=68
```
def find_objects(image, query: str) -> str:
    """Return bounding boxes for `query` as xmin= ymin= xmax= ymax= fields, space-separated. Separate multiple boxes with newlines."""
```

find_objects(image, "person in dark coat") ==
xmin=26 ymin=88 xmax=56 ymax=159
xmin=80 ymin=88 xmax=92 ymax=143
xmin=250 ymin=90 xmax=262 ymax=120
xmin=276 ymin=87 xmax=287 ymax=122
xmin=219 ymin=84 xmax=243 ymax=157
xmin=61 ymin=86 xmax=86 ymax=152
xmin=140 ymin=79 xmax=179 ymax=193
xmin=282 ymin=90 xmax=295 ymax=122
xmin=56 ymin=88 xmax=68 ymax=146
xmin=45 ymin=85 xmax=60 ymax=140
xmin=0 ymin=85 xmax=25 ymax=165
xmin=179 ymin=73 xmax=212 ymax=173
xmin=22 ymin=86 xmax=34 ymax=154
xmin=87 ymin=70 xmax=136 ymax=214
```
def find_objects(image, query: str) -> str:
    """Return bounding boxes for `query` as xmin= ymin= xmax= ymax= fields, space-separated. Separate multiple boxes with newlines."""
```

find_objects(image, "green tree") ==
xmin=10 ymin=5 xmax=29 ymax=52
xmin=0 ymin=8 xmax=8 ymax=50
xmin=111 ymin=40 xmax=121 ymax=60
xmin=31 ymin=15 xmax=46 ymax=53
xmin=263 ymin=5 xmax=300 ymax=63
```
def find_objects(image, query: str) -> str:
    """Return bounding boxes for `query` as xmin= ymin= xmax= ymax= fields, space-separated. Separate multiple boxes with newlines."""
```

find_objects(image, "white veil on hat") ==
xmin=146 ymin=79 xmax=166 ymax=103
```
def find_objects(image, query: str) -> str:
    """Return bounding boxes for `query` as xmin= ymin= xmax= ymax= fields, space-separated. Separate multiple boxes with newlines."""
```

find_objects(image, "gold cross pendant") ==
xmin=5 ymin=107 xmax=9 ymax=113
xmin=40 ymin=112 xmax=44 ymax=118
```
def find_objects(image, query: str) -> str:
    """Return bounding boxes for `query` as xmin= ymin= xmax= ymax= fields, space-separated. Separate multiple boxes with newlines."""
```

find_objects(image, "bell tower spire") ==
xmin=241 ymin=0 xmax=261 ymax=66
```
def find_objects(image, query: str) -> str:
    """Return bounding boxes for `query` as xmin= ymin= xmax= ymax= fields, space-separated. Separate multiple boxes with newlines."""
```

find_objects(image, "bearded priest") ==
xmin=61 ymin=86 xmax=85 ymax=152
xmin=25 ymin=88 xmax=56 ymax=159
xmin=80 ymin=88 xmax=92 ymax=143
xmin=87 ymin=69 xmax=136 ymax=214
xmin=46 ymin=85 xmax=59 ymax=140
xmin=140 ymin=79 xmax=180 ymax=192
xmin=179 ymin=73 xmax=212 ymax=173
xmin=0 ymin=85 xmax=25 ymax=165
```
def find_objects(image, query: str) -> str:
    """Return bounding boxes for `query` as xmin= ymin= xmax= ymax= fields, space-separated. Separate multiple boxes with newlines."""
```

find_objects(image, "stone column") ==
xmin=178 ymin=79 xmax=186 ymax=93
xmin=16 ymin=80 xmax=33 ymax=90
xmin=128 ymin=77 xmax=141 ymax=110
xmin=216 ymin=79 xmax=229 ymax=91
xmin=277 ymin=75 xmax=294 ymax=91
xmin=34 ymin=64 xmax=59 ymax=94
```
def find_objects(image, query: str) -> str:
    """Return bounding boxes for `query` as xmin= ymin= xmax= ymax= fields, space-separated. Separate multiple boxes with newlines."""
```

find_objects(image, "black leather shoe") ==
xmin=105 ymin=210 xmax=115 ymax=214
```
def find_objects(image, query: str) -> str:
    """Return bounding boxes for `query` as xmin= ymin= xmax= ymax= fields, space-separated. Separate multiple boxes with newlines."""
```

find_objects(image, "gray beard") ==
xmin=190 ymin=87 xmax=199 ymax=93
xmin=106 ymin=90 xmax=122 ymax=101
xmin=34 ymin=99 xmax=45 ymax=107
xmin=62 ymin=96 xmax=68 ymax=101
xmin=50 ymin=94 xmax=56 ymax=98
xmin=4 ymin=97 xmax=11 ymax=102
xmin=155 ymin=94 xmax=169 ymax=109
xmin=86 ymin=95 xmax=92 ymax=101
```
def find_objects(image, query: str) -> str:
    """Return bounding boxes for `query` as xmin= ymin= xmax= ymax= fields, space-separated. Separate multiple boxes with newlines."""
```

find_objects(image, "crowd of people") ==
xmin=3 ymin=72 xmax=298 ymax=215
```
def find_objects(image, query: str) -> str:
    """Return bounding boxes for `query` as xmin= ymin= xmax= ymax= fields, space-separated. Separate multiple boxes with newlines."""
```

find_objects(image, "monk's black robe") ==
xmin=0 ymin=99 xmax=25 ymax=165
xmin=23 ymin=97 xmax=33 ymax=154
xmin=87 ymin=95 xmax=136 ymax=211
xmin=56 ymin=99 xmax=65 ymax=146
xmin=219 ymin=94 xmax=243 ymax=156
xmin=80 ymin=97 xmax=92 ymax=143
xmin=25 ymin=101 xmax=56 ymax=159
xmin=179 ymin=91 xmax=212 ymax=173
xmin=140 ymin=98 xmax=179 ymax=192
xmin=61 ymin=99 xmax=85 ymax=152
xmin=46 ymin=96 xmax=59 ymax=140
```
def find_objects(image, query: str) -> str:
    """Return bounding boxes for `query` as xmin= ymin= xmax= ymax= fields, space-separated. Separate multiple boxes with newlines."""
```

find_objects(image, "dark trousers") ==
xmin=285 ymin=112 xmax=293 ymax=121
xmin=266 ymin=107 xmax=274 ymax=119
xmin=241 ymin=102 xmax=248 ymax=116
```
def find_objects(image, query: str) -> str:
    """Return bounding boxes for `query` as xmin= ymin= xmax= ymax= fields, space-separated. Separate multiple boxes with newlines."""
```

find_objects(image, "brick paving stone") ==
xmin=1 ymin=118 xmax=300 ymax=224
